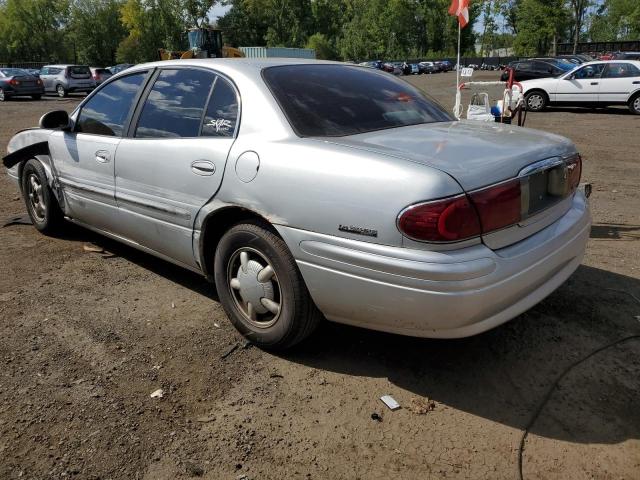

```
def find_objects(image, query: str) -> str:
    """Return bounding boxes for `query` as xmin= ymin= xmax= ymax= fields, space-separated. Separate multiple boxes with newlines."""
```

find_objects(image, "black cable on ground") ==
xmin=517 ymin=288 xmax=640 ymax=480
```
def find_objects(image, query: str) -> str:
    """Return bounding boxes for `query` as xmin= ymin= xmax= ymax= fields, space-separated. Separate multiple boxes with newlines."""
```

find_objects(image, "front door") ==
xmin=555 ymin=63 xmax=605 ymax=103
xmin=114 ymin=68 xmax=240 ymax=268
xmin=48 ymin=71 xmax=149 ymax=233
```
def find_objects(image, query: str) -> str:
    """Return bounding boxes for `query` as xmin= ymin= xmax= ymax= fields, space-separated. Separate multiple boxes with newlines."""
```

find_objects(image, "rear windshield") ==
xmin=0 ymin=68 xmax=29 ymax=77
xmin=262 ymin=64 xmax=453 ymax=137
xmin=67 ymin=66 xmax=91 ymax=78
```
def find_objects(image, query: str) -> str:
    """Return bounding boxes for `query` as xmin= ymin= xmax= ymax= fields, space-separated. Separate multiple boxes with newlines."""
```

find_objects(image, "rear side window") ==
xmin=76 ymin=72 xmax=146 ymax=136
xmin=67 ymin=66 xmax=91 ymax=78
xmin=603 ymin=63 xmax=640 ymax=78
xmin=135 ymin=69 xmax=215 ymax=138
xmin=201 ymin=77 xmax=239 ymax=137
xmin=262 ymin=65 xmax=452 ymax=137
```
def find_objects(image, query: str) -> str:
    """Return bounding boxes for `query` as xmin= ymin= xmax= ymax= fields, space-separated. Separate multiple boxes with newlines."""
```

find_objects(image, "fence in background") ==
xmin=0 ymin=61 xmax=49 ymax=69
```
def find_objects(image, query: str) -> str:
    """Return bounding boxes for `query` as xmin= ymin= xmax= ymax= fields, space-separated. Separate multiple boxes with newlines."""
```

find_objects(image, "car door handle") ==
xmin=590 ymin=82 xmax=599 ymax=85
xmin=95 ymin=150 xmax=110 ymax=163
xmin=191 ymin=160 xmax=215 ymax=176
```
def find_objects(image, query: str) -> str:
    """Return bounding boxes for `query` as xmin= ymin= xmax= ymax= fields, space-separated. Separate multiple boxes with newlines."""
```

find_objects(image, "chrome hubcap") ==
xmin=57 ymin=86 xmax=64 ymax=96
xmin=27 ymin=174 xmax=46 ymax=221
xmin=228 ymin=248 xmax=281 ymax=328
xmin=0 ymin=89 xmax=4 ymax=101
xmin=634 ymin=97 xmax=640 ymax=112
xmin=528 ymin=95 xmax=543 ymax=109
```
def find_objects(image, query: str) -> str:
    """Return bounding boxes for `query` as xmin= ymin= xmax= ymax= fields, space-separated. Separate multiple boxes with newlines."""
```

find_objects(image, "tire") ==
xmin=214 ymin=221 xmax=322 ymax=349
xmin=31 ymin=94 xmax=42 ymax=100
xmin=56 ymin=84 xmax=67 ymax=98
xmin=21 ymin=159 xmax=64 ymax=234
xmin=524 ymin=91 xmax=547 ymax=112
xmin=628 ymin=93 xmax=640 ymax=115
xmin=0 ymin=88 xmax=7 ymax=101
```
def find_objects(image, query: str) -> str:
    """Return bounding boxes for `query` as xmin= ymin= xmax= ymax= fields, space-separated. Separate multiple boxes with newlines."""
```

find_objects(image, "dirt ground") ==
xmin=0 ymin=71 xmax=639 ymax=480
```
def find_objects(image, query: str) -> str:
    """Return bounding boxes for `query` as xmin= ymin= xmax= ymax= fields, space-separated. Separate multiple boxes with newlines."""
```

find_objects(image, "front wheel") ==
xmin=628 ymin=94 xmax=640 ymax=115
xmin=0 ymin=88 xmax=7 ymax=101
xmin=524 ymin=91 xmax=547 ymax=112
xmin=214 ymin=222 xmax=322 ymax=349
xmin=21 ymin=159 xmax=64 ymax=234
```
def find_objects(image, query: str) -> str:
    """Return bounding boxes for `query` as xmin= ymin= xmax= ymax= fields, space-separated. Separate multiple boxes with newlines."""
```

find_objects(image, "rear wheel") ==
xmin=628 ymin=93 xmax=640 ymax=115
xmin=56 ymin=84 xmax=67 ymax=98
xmin=21 ymin=159 xmax=64 ymax=234
xmin=214 ymin=221 xmax=321 ymax=349
xmin=525 ymin=91 xmax=547 ymax=112
xmin=0 ymin=88 xmax=8 ymax=101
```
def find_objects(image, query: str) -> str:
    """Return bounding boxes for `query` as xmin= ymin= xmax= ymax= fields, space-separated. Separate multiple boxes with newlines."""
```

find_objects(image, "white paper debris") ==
xmin=380 ymin=395 xmax=401 ymax=411
xmin=150 ymin=388 xmax=164 ymax=399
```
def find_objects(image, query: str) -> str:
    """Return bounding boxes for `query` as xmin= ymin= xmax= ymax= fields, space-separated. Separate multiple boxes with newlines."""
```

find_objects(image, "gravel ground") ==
xmin=0 ymin=71 xmax=639 ymax=480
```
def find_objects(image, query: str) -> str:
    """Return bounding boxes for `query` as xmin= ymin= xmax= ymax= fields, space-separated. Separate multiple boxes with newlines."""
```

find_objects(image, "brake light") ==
xmin=469 ymin=179 xmax=521 ymax=233
xmin=566 ymin=154 xmax=582 ymax=193
xmin=397 ymin=195 xmax=481 ymax=242
xmin=9 ymin=79 xmax=19 ymax=86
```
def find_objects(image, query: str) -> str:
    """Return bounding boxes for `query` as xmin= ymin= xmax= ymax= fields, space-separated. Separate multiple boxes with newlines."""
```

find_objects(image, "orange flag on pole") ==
xmin=448 ymin=0 xmax=470 ymax=28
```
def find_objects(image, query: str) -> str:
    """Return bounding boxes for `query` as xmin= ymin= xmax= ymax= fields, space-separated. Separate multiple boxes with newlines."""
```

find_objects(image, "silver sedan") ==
xmin=3 ymin=59 xmax=591 ymax=349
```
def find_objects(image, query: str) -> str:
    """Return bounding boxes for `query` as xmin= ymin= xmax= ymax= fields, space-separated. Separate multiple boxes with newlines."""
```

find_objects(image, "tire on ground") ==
xmin=214 ymin=221 xmax=322 ymax=349
xmin=524 ymin=90 xmax=547 ymax=112
xmin=21 ymin=158 xmax=64 ymax=234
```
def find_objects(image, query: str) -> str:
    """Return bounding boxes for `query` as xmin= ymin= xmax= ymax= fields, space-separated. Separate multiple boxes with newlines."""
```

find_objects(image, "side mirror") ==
xmin=39 ymin=110 xmax=70 ymax=130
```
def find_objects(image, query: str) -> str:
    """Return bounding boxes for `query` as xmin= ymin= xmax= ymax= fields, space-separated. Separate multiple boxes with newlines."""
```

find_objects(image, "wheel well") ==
xmin=628 ymin=90 xmax=640 ymax=103
xmin=525 ymin=89 xmax=548 ymax=100
xmin=199 ymin=206 xmax=278 ymax=277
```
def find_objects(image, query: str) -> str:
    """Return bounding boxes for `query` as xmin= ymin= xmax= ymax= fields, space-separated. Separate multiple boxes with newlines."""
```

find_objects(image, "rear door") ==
xmin=598 ymin=62 xmax=640 ymax=103
xmin=48 ymin=71 xmax=149 ymax=233
xmin=114 ymin=67 xmax=240 ymax=268
xmin=555 ymin=63 xmax=604 ymax=102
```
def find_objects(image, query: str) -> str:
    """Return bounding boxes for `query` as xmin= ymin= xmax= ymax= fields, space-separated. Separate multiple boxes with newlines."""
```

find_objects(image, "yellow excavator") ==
xmin=158 ymin=27 xmax=245 ymax=60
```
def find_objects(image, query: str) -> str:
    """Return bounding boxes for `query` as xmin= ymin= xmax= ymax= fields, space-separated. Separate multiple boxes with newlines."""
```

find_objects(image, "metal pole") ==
xmin=456 ymin=21 xmax=461 ymax=89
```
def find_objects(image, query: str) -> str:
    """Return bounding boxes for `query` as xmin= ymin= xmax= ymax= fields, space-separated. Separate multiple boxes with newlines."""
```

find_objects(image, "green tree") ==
xmin=0 ymin=0 xmax=70 ymax=62
xmin=588 ymin=0 xmax=640 ymax=41
xmin=305 ymin=33 xmax=336 ymax=59
xmin=70 ymin=0 xmax=127 ymax=66
xmin=513 ymin=0 xmax=568 ymax=56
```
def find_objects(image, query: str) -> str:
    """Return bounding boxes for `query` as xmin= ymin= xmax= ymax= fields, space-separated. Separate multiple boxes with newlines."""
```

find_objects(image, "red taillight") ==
xmin=469 ymin=179 xmax=522 ymax=233
xmin=36 ymin=79 xmax=43 ymax=86
xmin=397 ymin=195 xmax=481 ymax=242
xmin=9 ymin=79 xmax=19 ymax=86
xmin=567 ymin=154 xmax=582 ymax=193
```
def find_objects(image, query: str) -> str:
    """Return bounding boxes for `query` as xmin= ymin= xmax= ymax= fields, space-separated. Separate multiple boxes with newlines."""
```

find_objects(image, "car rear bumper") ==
xmin=4 ymin=86 xmax=44 ymax=96
xmin=276 ymin=189 xmax=590 ymax=338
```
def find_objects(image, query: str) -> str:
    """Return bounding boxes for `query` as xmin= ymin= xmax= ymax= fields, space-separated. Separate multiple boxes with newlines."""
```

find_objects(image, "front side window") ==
xmin=572 ymin=64 xmax=605 ymax=79
xmin=603 ymin=63 xmax=640 ymax=78
xmin=262 ymin=65 xmax=452 ymax=137
xmin=135 ymin=69 xmax=215 ymax=139
xmin=201 ymin=77 xmax=239 ymax=137
xmin=76 ymin=72 xmax=147 ymax=137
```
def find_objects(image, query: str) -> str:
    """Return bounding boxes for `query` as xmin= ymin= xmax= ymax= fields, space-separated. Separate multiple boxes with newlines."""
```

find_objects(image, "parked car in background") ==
xmin=0 ymin=68 xmax=44 ymax=101
xmin=3 ymin=59 xmax=590 ymax=349
xmin=25 ymin=68 xmax=42 ymax=77
xmin=90 ymin=67 xmax=113 ymax=86
xmin=382 ymin=62 xmax=402 ymax=75
xmin=500 ymin=59 xmax=574 ymax=81
xmin=612 ymin=52 xmax=640 ymax=61
xmin=521 ymin=60 xmax=640 ymax=114
xmin=359 ymin=60 xmax=383 ymax=70
xmin=402 ymin=62 xmax=420 ymax=75
xmin=598 ymin=52 xmax=615 ymax=60
xmin=435 ymin=60 xmax=453 ymax=71
xmin=418 ymin=61 xmax=437 ymax=74
xmin=39 ymin=65 xmax=96 ymax=97
xmin=108 ymin=63 xmax=135 ymax=74
xmin=555 ymin=55 xmax=586 ymax=64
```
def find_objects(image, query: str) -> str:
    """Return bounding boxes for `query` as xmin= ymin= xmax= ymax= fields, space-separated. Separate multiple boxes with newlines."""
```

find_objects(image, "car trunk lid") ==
xmin=319 ymin=121 xmax=579 ymax=248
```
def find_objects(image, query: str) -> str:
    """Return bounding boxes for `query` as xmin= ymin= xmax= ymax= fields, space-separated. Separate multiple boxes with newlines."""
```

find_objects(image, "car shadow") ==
xmin=280 ymin=264 xmax=640 ymax=445
xmin=28 ymin=219 xmax=640 ymax=445
xmin=546 ymin=106 xmax=633 ymax=115
xmin=590 ymin=222 xmax=640 ymax=241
